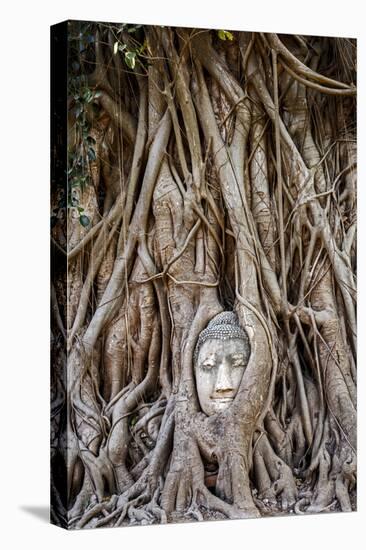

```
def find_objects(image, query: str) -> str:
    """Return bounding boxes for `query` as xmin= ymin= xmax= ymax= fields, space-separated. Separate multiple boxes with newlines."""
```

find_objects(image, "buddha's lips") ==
xmin=211 ymin=396 xmax=234 ymax=402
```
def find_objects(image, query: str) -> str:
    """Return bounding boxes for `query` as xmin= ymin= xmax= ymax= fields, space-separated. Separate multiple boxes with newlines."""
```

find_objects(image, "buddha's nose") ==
xmin=215 ymin=362 xmax=234 ymax=394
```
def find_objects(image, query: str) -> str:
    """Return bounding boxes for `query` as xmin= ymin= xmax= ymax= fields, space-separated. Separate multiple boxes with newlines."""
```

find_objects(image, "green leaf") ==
xmin=113 ymin=41 xmax=119 ymax=55
xmin=218 ymin=29 xmax=234 ymax=41
xmin=93 ymin=90 xmax=102 ymax=98
xmin=84 ymin=89 xmax=93 ymax=103
xmin=77 ymin=206 xmax=84 ymax=212
xmin=70 ymin=179 xmax=79 ymax=188
xmin=127 ymin=25 xmax=141 ymax=33
xmin=125 ymin=51 xmax=136 ymax=69
xmin=79 ymin=214 xmax=90 ymax=228
xmin=130 ymin=414 xmax=138 ymax=427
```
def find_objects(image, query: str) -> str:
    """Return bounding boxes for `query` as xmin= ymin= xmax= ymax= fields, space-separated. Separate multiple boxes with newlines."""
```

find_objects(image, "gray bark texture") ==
xmin=51 ymin=22 xmax=357 ymax=528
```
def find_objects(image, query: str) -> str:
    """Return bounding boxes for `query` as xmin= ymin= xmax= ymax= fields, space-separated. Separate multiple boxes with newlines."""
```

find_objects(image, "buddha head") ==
xmin=194 ymin=312 xmax=251 ymax=416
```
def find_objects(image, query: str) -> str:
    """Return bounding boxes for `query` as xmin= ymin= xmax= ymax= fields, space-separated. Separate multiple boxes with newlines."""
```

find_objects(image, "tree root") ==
xmin=254 ymin=434 xmax=298 ymax=511
xmin=54 ymin=25 xmax=357 ymax=528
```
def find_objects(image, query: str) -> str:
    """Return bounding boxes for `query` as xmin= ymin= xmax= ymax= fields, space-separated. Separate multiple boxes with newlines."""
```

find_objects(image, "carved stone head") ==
xmin=194 ymin=312 xmax=251 ymax=416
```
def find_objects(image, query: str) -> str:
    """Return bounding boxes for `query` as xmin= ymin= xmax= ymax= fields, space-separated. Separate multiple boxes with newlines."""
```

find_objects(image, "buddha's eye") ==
xmin=200 ymin=361 xmax=216 ymax=369
xmin=231 ymin=356 xmax=245 ymax=367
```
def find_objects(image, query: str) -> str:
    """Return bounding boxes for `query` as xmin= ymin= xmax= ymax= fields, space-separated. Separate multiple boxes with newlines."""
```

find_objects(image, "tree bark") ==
xmin=51 ymin=22 xmax=357 ymax=528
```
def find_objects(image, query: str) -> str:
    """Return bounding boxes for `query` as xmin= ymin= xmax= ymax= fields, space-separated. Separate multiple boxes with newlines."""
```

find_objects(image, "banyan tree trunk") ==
xmin=51 ymin=21 xmax=356 ymax=528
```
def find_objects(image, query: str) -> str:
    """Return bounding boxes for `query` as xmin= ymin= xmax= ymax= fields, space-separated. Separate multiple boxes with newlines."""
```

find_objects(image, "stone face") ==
xmin=195 ymin=336 xmax=249 ymax=416
xmin=194 ymin=311 xmax=251 ymax=416
xmin=194 ymin=311 xmax=251 ymax=362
